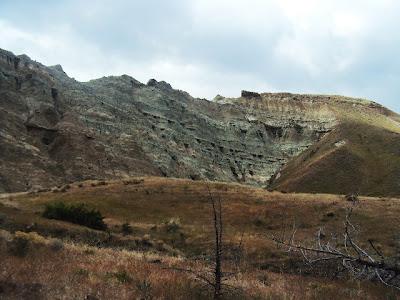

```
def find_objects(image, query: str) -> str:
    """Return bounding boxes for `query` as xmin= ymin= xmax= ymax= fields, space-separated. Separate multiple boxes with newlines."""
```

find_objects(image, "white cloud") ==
xmin=0 ymin=19 xmax=106 ymax=79
xmin=0 ymin=1 xmax=399 ymax=112
xmin=332 ymin=12 xmax=365 ymax=38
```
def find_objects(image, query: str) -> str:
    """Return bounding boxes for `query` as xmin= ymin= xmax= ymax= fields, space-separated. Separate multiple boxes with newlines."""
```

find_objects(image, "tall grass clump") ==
xmin=42 ymin=202 xmax=107 ymax=230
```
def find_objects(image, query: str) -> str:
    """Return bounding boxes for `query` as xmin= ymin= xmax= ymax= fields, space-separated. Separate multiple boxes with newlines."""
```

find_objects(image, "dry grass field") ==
xmin=1 ymin=177 xmax=399 ymax=299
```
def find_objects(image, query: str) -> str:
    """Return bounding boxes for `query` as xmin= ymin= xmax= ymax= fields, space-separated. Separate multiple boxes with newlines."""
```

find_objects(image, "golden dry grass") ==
xmin=272 ymin=120 xmax=400 ymax=196
xmin=0 ymin=229 xmax=395 ymax=299
xmin=2 ymin=177 xmax=400 ymax=257
xmin=1 ymin=177 xmax=400 ymax=299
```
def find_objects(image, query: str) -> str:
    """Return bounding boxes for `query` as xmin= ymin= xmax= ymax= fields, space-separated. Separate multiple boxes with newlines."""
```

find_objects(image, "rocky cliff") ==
xmin=1 ymin=48 xmax=399 ymax=196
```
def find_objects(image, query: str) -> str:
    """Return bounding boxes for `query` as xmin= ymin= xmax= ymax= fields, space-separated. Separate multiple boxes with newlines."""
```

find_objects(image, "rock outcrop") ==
xmin=1 ymin=48 xmax=399 ymax=196
xmin=241 ymin=90 xmax=261 ymax=99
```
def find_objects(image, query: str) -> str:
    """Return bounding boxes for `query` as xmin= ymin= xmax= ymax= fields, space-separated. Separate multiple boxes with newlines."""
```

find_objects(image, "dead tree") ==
xmin=166 ymin=186 xmax=240 ymax=299
xmin=208 ymin=186 xmax=223 ymax=299
xmin=272 ymin=208 xmax=400 ymax=290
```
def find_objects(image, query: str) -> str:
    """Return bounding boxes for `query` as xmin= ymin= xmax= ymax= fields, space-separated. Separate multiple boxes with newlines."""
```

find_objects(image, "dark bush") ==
xmin=7 ymin=236 xmax=29 ymax=257
xmin=121 ymin=222 xmax=133 ymax=235
xmin=42 ymin=202 xmax=107 ymax=230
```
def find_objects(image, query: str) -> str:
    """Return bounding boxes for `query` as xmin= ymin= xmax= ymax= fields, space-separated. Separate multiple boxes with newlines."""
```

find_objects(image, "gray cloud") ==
xmin=0 ymin=0 xmax=399 ymax=112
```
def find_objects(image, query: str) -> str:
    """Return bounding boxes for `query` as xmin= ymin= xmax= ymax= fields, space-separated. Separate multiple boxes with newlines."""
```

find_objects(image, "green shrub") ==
xmin=42 ymin=202 xmax=107 ymax=230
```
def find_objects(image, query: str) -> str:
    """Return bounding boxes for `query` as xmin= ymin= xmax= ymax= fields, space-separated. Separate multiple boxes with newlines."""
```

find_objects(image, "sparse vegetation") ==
xmin=0 ymin=228 xmax=393 ymax=299
xmin=0 ymin=177 xmax=399 ymax=299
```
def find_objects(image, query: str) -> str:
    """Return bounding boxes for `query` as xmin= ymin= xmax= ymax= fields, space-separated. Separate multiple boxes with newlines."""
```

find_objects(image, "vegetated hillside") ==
xmin=1 ymin=47 xmax=399 ymax=196
xmin=0 ymin=177 xmax=399 ymax=298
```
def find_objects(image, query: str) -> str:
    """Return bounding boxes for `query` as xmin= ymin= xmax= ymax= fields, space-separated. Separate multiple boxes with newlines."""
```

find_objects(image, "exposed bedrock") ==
xmin=2 ymin=48 xmax=397 ymax=193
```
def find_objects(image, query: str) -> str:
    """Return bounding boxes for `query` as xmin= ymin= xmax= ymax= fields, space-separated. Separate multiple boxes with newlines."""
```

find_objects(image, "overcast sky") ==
xmin=0 ymin=0 xmax=399 ymax=112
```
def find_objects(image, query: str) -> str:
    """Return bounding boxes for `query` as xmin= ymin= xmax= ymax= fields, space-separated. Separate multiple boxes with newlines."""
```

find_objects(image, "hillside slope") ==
xmin=269 ymin=105 xmax=400 ymax=196
xmin=1 ymin=48 xmax=399 ymax=196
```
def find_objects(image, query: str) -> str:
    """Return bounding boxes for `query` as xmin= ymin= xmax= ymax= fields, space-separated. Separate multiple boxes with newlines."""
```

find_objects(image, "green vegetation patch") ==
xmin=42 ymin=202 xmax=107 ymax=231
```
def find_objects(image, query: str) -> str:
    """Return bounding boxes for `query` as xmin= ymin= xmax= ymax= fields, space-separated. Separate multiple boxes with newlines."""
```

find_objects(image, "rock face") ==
xmin=241 ymin=90 xmax=261 ymax=99
xmin=1 ymin=48 xmax=399 ymax=196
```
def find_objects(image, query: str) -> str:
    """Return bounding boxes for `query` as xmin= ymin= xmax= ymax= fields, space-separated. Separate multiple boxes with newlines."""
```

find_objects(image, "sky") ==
xmin=0 ymin=0 xmax=399 ymax=112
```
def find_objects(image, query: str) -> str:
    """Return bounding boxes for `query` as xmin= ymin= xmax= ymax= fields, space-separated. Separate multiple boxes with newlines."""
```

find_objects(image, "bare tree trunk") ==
xmin=209 ymin=186 xmax=223 ymax=299
xmin=166 ymin=186 xmax=230 ymax=298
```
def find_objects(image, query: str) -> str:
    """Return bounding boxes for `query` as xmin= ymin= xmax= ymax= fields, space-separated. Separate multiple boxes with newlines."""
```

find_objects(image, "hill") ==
xmin=1 ymin=48 xmax=399 ymax=196
xmin=270 ymin=121 xmax=400 ymax=196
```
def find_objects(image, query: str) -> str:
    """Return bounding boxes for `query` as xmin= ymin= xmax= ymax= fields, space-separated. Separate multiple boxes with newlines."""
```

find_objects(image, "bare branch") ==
xmin=368 ymin=239 xmax=384 ymax=260
xmin=270 ymin=207 xmax=400 ymax=290
xmin=375 ymin=270 xmax=400 ymax=291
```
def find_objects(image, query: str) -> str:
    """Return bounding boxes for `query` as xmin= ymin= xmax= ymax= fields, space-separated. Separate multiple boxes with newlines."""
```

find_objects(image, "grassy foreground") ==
xmin=0 ymin=177 xmax=399 ymax=299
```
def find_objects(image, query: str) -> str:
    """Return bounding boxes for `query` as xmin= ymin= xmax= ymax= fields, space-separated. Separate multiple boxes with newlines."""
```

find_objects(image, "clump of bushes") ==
xmin=42 ymin=202 xmax=107 ymax=230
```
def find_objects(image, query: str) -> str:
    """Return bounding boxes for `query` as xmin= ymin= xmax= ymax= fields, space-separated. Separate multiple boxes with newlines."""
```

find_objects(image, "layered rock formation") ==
xmin=1 ymin=48 xmax=399 ymax=196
